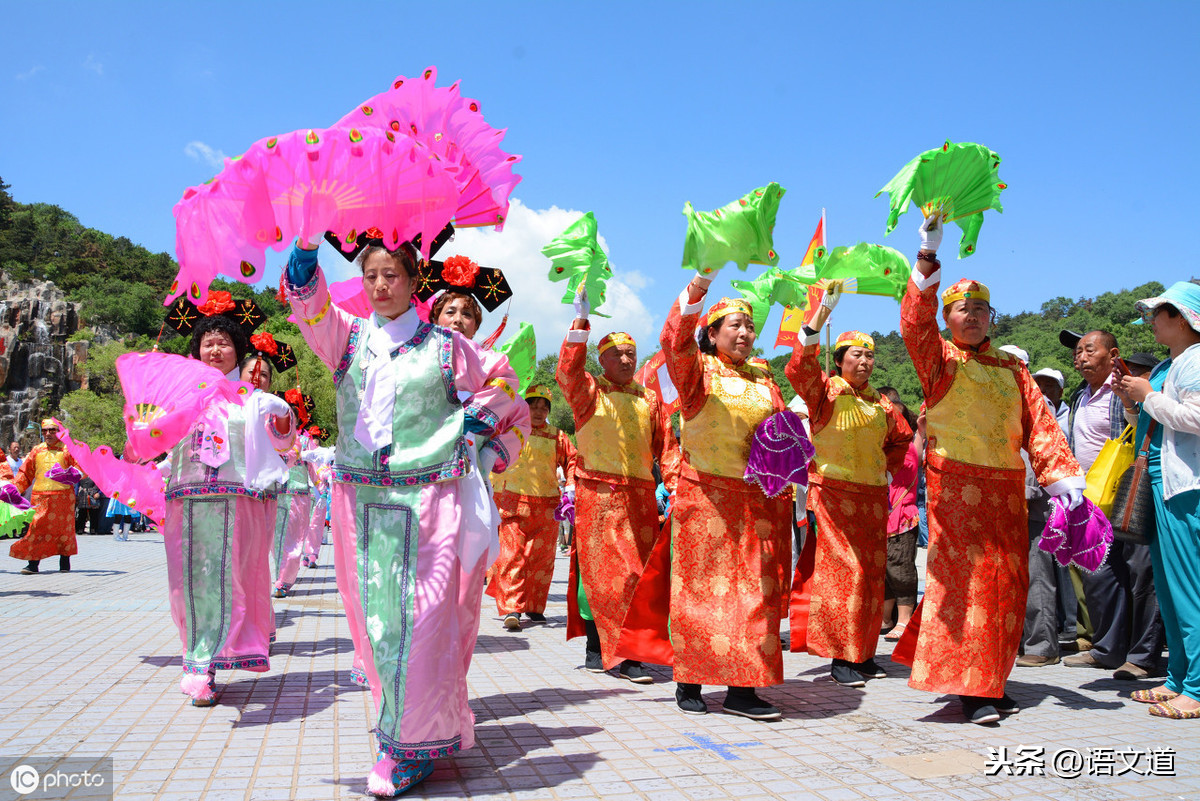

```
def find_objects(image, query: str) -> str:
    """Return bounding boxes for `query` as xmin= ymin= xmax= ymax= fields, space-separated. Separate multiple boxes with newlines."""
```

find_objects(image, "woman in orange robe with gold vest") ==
xmin=488 ymin=385 xmax=576 ymax=631
xmin=11 ymin=419 xmax=80 ymax=574
xmin=557 ymin=304 xmax=678 ymax=683
xmin=893 ymin=216 xmax=1085 ymax=724
xmin=660 ymin=275 xmax=791 ymax=720
xmin=786 ymin=286 xmax=913 ymax=688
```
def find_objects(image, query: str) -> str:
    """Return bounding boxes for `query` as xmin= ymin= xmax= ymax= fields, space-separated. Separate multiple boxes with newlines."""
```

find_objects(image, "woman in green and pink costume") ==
xmin=285 ymin=235 xmax=530 ymax=797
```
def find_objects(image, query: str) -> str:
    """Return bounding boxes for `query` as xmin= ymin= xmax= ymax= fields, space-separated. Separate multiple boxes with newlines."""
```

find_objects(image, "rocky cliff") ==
xmin=0 ymin=273 xmax=87 ymax=449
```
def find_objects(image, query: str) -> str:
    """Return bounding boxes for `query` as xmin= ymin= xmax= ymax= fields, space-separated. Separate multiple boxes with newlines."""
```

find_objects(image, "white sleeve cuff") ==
xmin=1045 ymin=475 xmax=1087 ymax=496
xmin=565 ymin=329 xmax=589 ymax=344
xmin=800 ymin=326 xmax=821 ymax=347
xmin=910 ymin=268 xmax=942 ymax=292
xmin=679 ymin=287 xmax=705 ymax=316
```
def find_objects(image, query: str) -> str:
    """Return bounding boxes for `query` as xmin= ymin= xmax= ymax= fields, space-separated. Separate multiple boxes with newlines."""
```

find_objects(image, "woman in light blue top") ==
xmin=1114 ymin=281 xmax=1200 ymax=719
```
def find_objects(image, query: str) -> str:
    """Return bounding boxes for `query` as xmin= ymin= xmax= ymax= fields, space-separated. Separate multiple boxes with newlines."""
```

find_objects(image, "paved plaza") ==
xmin=1 ymin=531 xmax=1197 ymax=800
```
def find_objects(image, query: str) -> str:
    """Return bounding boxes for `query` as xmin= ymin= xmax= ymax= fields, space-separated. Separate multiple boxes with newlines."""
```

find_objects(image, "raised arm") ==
xmin=660 ymin=278 xmax=711 ymax=419
xmin=284 ymin=241 xmax=359 ymax=373
xmin=556 ymin=318 xmax=599 ymax=429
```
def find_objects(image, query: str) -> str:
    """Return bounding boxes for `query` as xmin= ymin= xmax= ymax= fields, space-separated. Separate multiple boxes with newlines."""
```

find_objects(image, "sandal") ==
xmin=1131 ymin=688 xmax=1179 ymax=704
xmin=1148 ymin=700 xmax=1200 ymax=720
xmin=884 ymin=624 xmax=908 ymax=641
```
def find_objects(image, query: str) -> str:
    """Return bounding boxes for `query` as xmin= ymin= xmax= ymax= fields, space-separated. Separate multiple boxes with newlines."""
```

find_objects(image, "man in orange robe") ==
xmin=557 ymin=303 xmax=678 ymax=683
xmin=11 ymin=419 xmax=80 ymax=574
xmin=893 ymin=217 xmax=1085 ymax=724
xmin=488 ymin=385 xmax=576 ymax=631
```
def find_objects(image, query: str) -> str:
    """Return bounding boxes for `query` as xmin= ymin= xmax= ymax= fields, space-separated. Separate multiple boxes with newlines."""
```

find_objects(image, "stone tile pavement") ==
xmin=1 ymin=533 xmax=1196 ymax=800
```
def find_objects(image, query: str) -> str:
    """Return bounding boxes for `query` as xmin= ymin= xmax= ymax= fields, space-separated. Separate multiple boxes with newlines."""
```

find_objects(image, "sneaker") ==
xmin=675 ymin=683 xmax=707 ymax=715
xmin=995 ymin=694 xmax=1020 ymax=715
xmin=503 ymin=613 xmax=522 ymax=631
xmin=525 ymin=612 xmax=546 ymax=623
xmin=722 ymin=687 xmax=782 ymax=720
xmin=961 ymin=696 xmax=1001 ymax=724
xmin=855 ymin=658 xmax=887 ymax=679
xmin=59 ymin=556 xmax=71 ymax=573
xmin=831 ymin=659 xmax=866 ymax=688
xmin=1113 ymin=661 xmax=1153 ymax=680
xmin=1016 ymin=654 xmax=1059 ymax=667
xmin=584 ymin=650 xmax=604 ymax=672
xmin=619 ymin=660 xmax=653 ymax=684
xmin=1062 ymin=651 xmax=1107 ymax=669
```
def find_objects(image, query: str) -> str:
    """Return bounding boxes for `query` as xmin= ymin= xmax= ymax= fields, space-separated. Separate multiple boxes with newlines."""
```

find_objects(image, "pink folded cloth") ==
xmin=0 ymin=483 xmax=31 ymax=510
xmin=743 ymin=410 xmax=816 ymax=498
xmin=1040 ymin=497 xmax=1113 ymax=573
xmin=553 ymin=494 xmax=575 ymax=526
xmin=44 ymin=464 xmax=82 ymax=487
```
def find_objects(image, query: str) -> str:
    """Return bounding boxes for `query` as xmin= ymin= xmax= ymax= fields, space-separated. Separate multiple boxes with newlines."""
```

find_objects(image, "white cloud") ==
xmin=15 ymin=66 xmax=43 ymax=81
xmin=83 ymin=54 xmax=103 ymax=76
xmin=184 ymin=141 xmax=228 ymax=169
xmin=437 ymin=200 xmax=660 ymax=355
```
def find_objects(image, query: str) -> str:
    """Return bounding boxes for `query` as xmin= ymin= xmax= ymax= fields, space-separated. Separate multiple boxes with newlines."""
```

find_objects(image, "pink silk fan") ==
xmin=336 ymin=66 xmax=523 ymax=232
xmin=170 ymin=126 xmax=459 ymax=305
xmin=117 ymin=352 xmax=253 ymax=463
xmin=58 ymin=425 xmax=168 ymax=527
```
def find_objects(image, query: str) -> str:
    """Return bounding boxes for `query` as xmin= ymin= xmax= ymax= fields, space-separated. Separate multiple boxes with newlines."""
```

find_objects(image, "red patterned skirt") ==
xmin=892 ymin=454 xmax=1028 ymax=698
xmin=486 ymin=490 xmax=559 ymax=616
xmin=790 ymin=476 xmax=888 ymax=661
xmin=9 ymin=490 xmax=77 ymax=561
xmin=668 ymin=465 xmax=790 ymax=687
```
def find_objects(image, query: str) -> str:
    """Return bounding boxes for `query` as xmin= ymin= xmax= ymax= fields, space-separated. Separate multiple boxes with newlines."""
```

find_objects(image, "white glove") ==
xmin=1065 ymin=487 xmax=1084 ymax=510
xmin=573 ymin=286 xmax=590 ymax=321
xmin=258 ymin=393 xmax=293 ymax=420
xmin=820 ymin=280 xmax=843 ymax=311
xmin=919 ymin=213 xmax=943 ymax=254
xmin=478 ymin=446 xmax=499 ymax=474
xmin=565 ymin=486 xmax=575 ymax=502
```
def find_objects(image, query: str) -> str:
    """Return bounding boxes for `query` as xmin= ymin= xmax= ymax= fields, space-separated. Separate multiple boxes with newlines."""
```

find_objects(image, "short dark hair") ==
xmin=190 ymin=315 xmax=249 ymax=364
xmin=832 ymin=345 xmax=851 ymax=376
xmin=1083 ymin=329 xmax=1118 ymax=351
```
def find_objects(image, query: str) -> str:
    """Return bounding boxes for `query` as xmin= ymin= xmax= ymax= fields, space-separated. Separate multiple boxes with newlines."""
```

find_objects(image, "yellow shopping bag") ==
xmin=1084 ymin=425 xmax=1136 ymax=515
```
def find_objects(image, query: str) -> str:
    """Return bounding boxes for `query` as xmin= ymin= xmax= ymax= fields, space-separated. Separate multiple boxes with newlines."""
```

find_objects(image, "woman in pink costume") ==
xmin=285 ymin=234 xmax=529 ymax=797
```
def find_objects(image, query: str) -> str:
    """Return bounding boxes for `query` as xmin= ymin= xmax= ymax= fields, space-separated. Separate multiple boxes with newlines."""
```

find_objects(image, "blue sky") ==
xmin=3 ymin=1 xmax=1198 ymax=356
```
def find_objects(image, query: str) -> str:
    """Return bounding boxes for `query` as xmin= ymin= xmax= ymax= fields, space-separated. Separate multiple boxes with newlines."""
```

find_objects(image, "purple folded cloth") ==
xmin=744 ymin=410 xmax=817 ymax=498
xmin=0 ymin=483 xmax=31 ymax=510
xmin=45 ymin=464 xmax=82 ymax=486
xmin=1040 ymin=497 xmax=1113 ymax=573
xmin=554 ymin=495 xmax=575 ymax=526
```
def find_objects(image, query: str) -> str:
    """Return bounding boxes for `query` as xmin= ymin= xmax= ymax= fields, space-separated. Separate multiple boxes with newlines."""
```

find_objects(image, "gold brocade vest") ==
xmin=682 ymin=358 xmax=776 ymax=480
xmin=812 ymin=378 xmax=888 ymax=486
xmin=33 ymin=446 xmax=70 ymax=493
xmin=576 ymin=385 xmax=654 ymax=482
xmin=496 ymin=426 xmax=559 ymax=498
xmin=927 ymin=356 xmax=1024 ymax=470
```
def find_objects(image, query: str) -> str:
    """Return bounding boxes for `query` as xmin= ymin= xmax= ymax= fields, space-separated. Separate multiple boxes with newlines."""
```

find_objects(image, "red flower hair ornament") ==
xmin=197 ymin=291 xmax=236 ymax=317
xmin=250 ymin=332 xmax=279 ymax=355
xmin=441 ymin=255 xmax=481 ymax=288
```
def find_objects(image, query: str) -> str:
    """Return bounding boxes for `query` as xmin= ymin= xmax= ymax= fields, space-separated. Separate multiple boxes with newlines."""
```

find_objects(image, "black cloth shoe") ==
xmin=961 ymin=695 xmax=1001 ymax=724
xmin=722 ymin=687 xmax=782 ymax=720
xmin=524 ymin=612 xmax=546 ymax=623
xmin=21 ymin=561 xmax=39 ymax=575
xmin=618 ymin=660 xmax=653 ymax=684
xmin=995 ymin=693 xmax=1020 ymax=715
xmin=584 ymin=650 xmax=604 ymax=672
xmin=503 ymin=613 xmax=522 ymax=631
xmin=59 ymin=555 xmax=70 ymax=572
xmin=831 ymin=659 xmax=866 ymax=687
xmin=855 ymin=658 xmax=887 ymax=679
xmin=675 ymin=682 xmax=707 ymax=715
